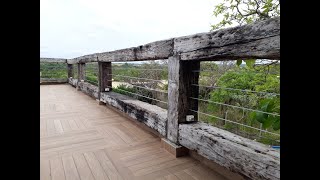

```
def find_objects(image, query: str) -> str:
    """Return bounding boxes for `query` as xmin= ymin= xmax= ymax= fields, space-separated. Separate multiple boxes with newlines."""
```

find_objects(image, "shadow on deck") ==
xmin=40 ymin=84 xmax=231 ymax=180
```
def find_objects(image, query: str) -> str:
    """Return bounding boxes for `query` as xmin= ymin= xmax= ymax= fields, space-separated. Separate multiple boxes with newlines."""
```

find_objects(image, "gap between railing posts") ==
xmin=166 ymin=54 xmax=200 ymax=144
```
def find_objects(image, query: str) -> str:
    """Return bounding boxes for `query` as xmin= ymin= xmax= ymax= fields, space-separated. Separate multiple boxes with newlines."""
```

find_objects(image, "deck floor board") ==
xmin=40 ymin=84 xmax=228 ymax=180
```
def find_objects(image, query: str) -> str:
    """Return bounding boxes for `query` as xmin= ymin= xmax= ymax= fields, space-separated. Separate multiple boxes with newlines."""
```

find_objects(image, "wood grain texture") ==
xmin=78 ymin=53 xmax=98 ymax=63
xmin=179 ymin=122 xmax=280 ymax=180
xmin=43 ymin=17 xmax=279 ymax=63
xmin=68 ymin=78 xmax=78 ymax=87
xmin=77 ymin=82 xmax=100 ymax=99
xmin=66 ymin=59 xmax=78 ymax=64
xmin=167 ymin=55 xmax=200 ymax=144
xmin=41 ymin=84 xmax=229 ymax=180
xmin=98 ymin=62 xmax=112 ymax=93
xmin=97 ymin=39 xmax=173 ymax=62
xmin=100 ymin=91 xmax=168 ymax=137
xmin=174 ymin=17 xmax=280 ymax=61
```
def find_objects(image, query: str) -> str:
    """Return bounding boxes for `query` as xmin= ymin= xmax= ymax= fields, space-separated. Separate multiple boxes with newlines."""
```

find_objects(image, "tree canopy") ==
xmin=211 ymin=0 xmax=280 ymax=30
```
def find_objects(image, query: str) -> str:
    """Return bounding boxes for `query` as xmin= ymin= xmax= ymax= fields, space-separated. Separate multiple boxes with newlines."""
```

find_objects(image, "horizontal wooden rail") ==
xmin=40 ymin=58 xmax=67 ymax=63
xmin=42 ymin=17 xmax=279 ymax=64
xmin=174 ymin=17 xmax=280 ymax=61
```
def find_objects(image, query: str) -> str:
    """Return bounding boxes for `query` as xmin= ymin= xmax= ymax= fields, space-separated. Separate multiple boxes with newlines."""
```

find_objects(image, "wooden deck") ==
xmin=40 ymin=84 xmax=229 ymax=180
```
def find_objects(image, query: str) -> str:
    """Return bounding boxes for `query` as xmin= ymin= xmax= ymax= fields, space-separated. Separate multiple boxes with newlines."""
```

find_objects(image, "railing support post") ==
xmin=98 ymin=62 xmax=112 ymax=104
xmin=67 ymin=64 xmax=73 ymax=78
xmin=77 ymin=63 xmax=86 ymax=90
xmin=79 ymin=63 xmax=86 ymax=81
xmin=98 ymin=62 xmax=112 ymax=92
xmin=167 ymin=54 xmax=200 ymax=144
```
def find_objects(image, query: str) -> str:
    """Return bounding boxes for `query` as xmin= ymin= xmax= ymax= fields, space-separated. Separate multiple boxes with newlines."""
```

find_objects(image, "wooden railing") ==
xmin=40 ymin=17 xmax=280 ymax=180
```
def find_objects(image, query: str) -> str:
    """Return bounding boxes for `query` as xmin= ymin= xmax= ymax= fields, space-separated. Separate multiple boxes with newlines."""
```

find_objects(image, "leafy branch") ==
xmin=211 ymin=0 xmax=280 ymax=30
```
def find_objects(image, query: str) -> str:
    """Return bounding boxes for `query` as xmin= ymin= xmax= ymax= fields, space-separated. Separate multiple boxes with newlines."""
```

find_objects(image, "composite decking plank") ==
xmin=40 ymin=159 xmax=51 ymax=180
xmin=62 ymin=156 xmax=81 ymax=180
xmin=83 ymin=152 xmax=110 ymax=180
xmin=94 ymin=149 xmax=124 ymax=180
xmin=54 ymin=120 xmax=64 ymax=134
xmin=73 ymin=153 xmax=95 ymax=180
xmin=50 ymin=158 xmax=66 ymax=180
xmin=40 ymin=85 xmax=232 ymax=180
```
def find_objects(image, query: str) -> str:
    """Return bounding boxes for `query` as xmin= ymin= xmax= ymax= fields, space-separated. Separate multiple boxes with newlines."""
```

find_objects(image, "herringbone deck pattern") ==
xmin=40 ymin=84 xmax=228 ymax=180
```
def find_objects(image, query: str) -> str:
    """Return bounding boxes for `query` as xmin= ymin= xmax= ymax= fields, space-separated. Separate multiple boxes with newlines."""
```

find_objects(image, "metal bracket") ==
xmin=186 ymin=115 xmax=195 ymax=122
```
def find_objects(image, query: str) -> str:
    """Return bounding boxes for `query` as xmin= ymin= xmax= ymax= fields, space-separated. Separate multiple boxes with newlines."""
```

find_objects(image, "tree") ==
xmin=206 ymin=63 xmax=280 ymax=142
xmin=199 ymin=61 xmax=235 ymax=100
xmin=211 ymin=0 xmax=280 ymax=30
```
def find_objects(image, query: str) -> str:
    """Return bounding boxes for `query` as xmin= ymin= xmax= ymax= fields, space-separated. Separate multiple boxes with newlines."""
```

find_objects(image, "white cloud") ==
xmin=41 ymin=0 xmax=222 ymax=58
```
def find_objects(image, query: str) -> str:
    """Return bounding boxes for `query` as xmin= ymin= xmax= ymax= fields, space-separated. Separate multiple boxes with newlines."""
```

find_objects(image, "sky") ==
xmin=40 ymin=0 xmax=223 ymax=59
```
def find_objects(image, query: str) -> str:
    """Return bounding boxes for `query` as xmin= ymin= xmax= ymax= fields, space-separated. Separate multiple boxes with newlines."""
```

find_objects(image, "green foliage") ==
xmin=272 ymin=116 xmax=280 ymax=130
xmin=211 ymin=0 xmax=280 ymax=30
xmin=113 ymin=84 xmax=153 ymax=104
xmin=198 ymin=61 xmax=235 ymax=100
xmin=236 ymin=59 xmax=256 ymax=68
xmin=249 ymin=98 xmax=279 ymax=130
xmin=236 ymin=60 xmax=242 ymax=66
xmin=85 ymin=63 xmax=99 ymax=86
xmin=245 ymin=59 xmax=256 ymax=68
xmin=40 ymin=62 xmax=67 ymax=79
xmin=112 ymin=61 xmax=168 ymax=82
xmin=203 ymin=63 xmax=280 ymax=143
xmin=112 ymin=61 xmax=168 ymax=108
xmin=162 ymin=83 xmax=168 ymax=91
xmin=86 ymin=75 xmax=98 ymax=85
xmin=209 ymin=66 xmax=279 ymax=111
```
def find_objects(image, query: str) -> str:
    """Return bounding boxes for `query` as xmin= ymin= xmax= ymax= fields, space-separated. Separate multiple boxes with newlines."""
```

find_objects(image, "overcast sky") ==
xmin=40 ymin=0 xmax=223 ymax=59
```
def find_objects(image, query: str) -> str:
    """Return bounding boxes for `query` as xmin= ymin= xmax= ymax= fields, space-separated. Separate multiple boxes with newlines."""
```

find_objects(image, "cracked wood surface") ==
xmin=48 ymin=17 xmax=279 ymax=64
xmin=179 ymin=122 xmax=280 ymax=180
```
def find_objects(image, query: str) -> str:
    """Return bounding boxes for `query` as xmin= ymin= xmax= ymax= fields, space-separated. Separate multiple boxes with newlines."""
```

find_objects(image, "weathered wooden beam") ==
xmin=98 ymin=62 xmax=112 ymax=93
xmin=179 ymin=122 xmax=280 ymax=180
xmin=100 ymin=91 xmax=167 ymax=136
xmin=97 ymin=39 xmax=173 ymax=62
xmin=97 ymin=48 xmax=135 ymax=62
xmin=78 ymin=54 xmax=98 ymax=63
xmin=47 ymin=17 xmax=279 ymax=65
xmin=174 ymin=17 xmax=280 ymax=61
xmin=77 ymin=81 xmax=100 ymax=99
xmin=40 ymin=58 xmax=67 ymax=63
xmin=167 ymin=55 xmax=200 ymax=144
xmin=68 ymin=78 xmax=78 ymax=87
xmin=67 ymin=64 xmax=73 ymax=78
xmin=66 ymin=58 xmax=79 ymax=64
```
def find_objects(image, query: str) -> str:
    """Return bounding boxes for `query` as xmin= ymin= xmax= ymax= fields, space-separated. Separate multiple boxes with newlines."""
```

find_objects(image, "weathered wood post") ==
xmin=98 ymin=62 xmax=112 ymax=92
xmin=164 ymin=54 xmax=200 ymax=156
xmin=67 ymin=64 xmax=73 ymax=78
xmin=77 ymin=63 xmax=86 ymax=90
xmin=79 ymin=63 xmax=86 ymax=81
xmin=98 ymin=62 xmax=112 ymax=104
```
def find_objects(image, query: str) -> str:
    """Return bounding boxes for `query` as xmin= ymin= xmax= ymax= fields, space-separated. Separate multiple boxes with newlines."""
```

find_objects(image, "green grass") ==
xmin=40 ymin=62 xmax=67 ymax=79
